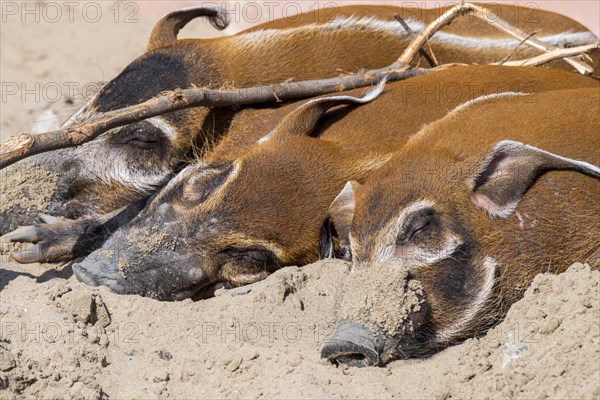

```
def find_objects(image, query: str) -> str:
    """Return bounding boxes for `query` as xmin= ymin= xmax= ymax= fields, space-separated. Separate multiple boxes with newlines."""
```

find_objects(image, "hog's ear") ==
xmin=267 ymin=80 xmax=386 ymax=141
xmin=471 ymin=140 xmax=600 ymax=218
xmin=319 ymin=181 xmax=360 ymax=260
xmin=147 ymin=5 xmax=230 ymax=51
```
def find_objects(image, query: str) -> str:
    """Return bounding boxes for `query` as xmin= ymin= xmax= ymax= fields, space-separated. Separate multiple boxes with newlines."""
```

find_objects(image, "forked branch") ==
xmin=397 ymin=2 xmax=594 ymax=75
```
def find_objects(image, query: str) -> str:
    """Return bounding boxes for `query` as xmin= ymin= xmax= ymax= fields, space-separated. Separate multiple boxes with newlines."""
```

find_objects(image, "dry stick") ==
xmin=0 ymin=68 xmax=428 ymax=169
xmin=580 ymin=50 xmax=594 ymax=64
xmin=394 ymin=14 xmax=438 ymax=67
xmin=425 ymin=36 xmax=440 ymax=66
xmin=498 ymin=30 xmax=540 ymax=65
xmin=397 ymin=2 xmax=593 ymax=75
xmin=498 ymin=43 xmax=600 ymax=67
xmin=1 ymin=2 xmax=597 ymax=169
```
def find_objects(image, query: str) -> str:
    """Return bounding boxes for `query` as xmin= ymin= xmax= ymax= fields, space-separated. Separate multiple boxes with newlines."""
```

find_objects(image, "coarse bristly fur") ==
xmin=21 ymin=65 xmax=596 ymax=301
xmin=326 ymin=86 xmax=599 ymax=363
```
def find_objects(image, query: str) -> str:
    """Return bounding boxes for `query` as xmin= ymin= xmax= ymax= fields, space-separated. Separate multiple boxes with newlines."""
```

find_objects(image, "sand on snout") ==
xmin=336 ymin=262 xmax=425 ymax=337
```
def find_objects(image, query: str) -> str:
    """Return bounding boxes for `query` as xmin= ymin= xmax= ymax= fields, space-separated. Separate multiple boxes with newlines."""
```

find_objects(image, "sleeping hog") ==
xmin=320 ymin=87 xmax=599 ymax=366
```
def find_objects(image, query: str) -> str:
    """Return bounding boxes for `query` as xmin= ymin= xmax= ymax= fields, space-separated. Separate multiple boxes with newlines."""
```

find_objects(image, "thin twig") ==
xmin=498 ymin=30 xmax=540 ymax=64
xmin=425 ymin=36 xmax=440 ymax=66
xmin=0 ymin=68 xmax=428 ymax=169
xmin=497 ymin=43 xmax=599 ymax=67
xmin=394 ymin=14 xmax=438 ymax=67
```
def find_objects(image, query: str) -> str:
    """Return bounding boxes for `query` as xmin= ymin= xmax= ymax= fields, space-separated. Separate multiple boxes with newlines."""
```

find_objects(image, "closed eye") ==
xmin=111 ymin=123 xmax=164 ymax=148
xmin=127 ymin=138 xmax=159 ymax=149
xmin=397 ymin=210 xmax=435 ymax=245
xmin=225 ymin=247 xmax=279 ymax=268
xmin=244 ymin=249 xmax=270 ymax=263
xmin=408 ymin=220 xmax=430 ymax=242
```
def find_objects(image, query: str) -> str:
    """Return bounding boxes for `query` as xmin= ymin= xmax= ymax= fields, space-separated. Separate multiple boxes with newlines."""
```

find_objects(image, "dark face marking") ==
xmin=331 ymin=162 xmax=499 ymax=361
xmin=94 ymin=51 xmax=189 ymax=112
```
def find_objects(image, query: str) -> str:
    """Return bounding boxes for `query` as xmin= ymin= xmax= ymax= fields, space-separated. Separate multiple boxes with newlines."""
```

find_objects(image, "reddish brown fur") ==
xmin=209 ymin=65 xmax=598 ymax=163
xmin=333 ymin=87 xmax=599 ymax=358
xmin=252 ymin=3 xmax=591 ymax=35
xmin=174 ymin=66 xmax=600 ymax=280
xmin=14 ymin=65 xmax=595 ymax=267
xmin=29 ymin=66 xmax=597 ymax=300
xmin=206 ymin=67 xmax=598 ymax=274
xmin=38 ymin=4 xmax=599 ymax=220
xmin=246 ymin=3 xmax=599 ymax=73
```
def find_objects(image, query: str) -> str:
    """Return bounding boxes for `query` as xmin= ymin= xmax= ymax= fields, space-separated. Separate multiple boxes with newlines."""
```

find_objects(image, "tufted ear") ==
xmin=471 ymin=140 xmax=600 ymax=218
xmin=147 ymin=5 xmax=230 ymax=51
xmin=264 ymin=80 xmax=387 ymax=143
xmin=319 ymin=181 xmax=361 ymax=260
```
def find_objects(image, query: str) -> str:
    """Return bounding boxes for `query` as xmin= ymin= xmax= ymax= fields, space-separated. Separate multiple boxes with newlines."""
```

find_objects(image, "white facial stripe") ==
xmin=67 ymin=103 xmax=179 ymax=195
xmin=376 ymin=199 xmax=436 ymax=263
xmin=405 ymin=234 xmax=463 ymax=270
xmin=147 ymin=116 xmax=178 ymax=140
xmin=261 ymin=241 xmax=286 ymax=261
xmin=76 ymin=144 xmax=172 ymax=195
xmin=436 ymin=256 xmax=498 ymax=342
xmin=237 ymin=16 xmax=596 ymax=49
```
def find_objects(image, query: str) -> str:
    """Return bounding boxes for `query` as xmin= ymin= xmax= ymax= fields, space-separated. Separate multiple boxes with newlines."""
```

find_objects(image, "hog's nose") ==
xmin=321 ymin=321 xmax=383 ymax=367
xmin=72 ymin=251 xmax=122 ymax=291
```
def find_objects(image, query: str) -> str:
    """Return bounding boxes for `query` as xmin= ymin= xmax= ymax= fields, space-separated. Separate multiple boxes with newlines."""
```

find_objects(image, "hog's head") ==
xmin=320 ymin=140 xmax=600 ymax=366
xmin=37 ymin=6 xmax=230 ymax=219
xmin=71 ymin=83 xmax=388 ymax=300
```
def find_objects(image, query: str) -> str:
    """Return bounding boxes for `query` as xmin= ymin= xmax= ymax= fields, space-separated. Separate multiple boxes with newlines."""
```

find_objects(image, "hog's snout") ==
xmin=321 ymin=321 xmax=386 ymax=368
xmin=71 ymin=231 xmax=211 ymax=301
xmin=72 ymin=252 xmax=126 ymax=292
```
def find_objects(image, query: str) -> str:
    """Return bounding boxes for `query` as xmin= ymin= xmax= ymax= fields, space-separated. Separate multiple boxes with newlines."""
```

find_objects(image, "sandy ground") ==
xmin=0 ymin=255 xmax=598 ymax=399
xmin=1 ymin=2 xmax=599 ymax=399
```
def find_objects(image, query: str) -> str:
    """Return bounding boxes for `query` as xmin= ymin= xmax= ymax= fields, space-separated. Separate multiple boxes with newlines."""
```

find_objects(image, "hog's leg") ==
xmin=4 ymin=200 xmax=145 ymax=264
